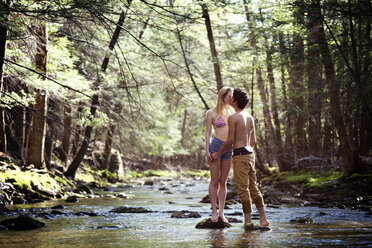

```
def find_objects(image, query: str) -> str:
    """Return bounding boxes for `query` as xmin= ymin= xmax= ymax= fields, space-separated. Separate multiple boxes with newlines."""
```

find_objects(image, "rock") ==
xmin=0 ymin=215 xmax=45 ymax=230
xmin=226 ymin=217 xmax=242 ymax=223
xmin=0 ymin=205 xmax=11 ymax=215
xmin=290 ymin=217 xmax=314 ymax=223
xmin=74 ymin=211 xmax=98 ymax=216
xmin=0 ymin=224 xmax=8 ymax=230
xmin=226 ymin=212 xmax=243 ymax=216
xmin=65 ymin=195 xmax=79 ymax=203
xmin=50 ymin=210 xmax=68 ymax=215
xmin=159 ymin=187 xmax=169 ymax=191
xmin=171 ymin=211 xmax=201 ymax=218
xmin=293 ymin=156 xmax=330 ymax=171
xmin=51 ymin=204 xmax=64 ymax=209
xmin=110 ymin=206 xmax=152 ymax=213
xmin=244 ymin=223 xmax=271 ymax=231
xmin=144 ymin=180 xmax=154 ymax=186
xmin=73 ymin=184 xmax=93 ymax=194
xmin=195 ymin=218 xmax=232 ymax=229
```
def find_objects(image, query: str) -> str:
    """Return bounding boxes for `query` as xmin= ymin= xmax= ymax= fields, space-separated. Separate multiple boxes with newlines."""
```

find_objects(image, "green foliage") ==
xmin=183 ymin=170 xmax=210 ymax=178
xmin=100 ymin=169 xmax=116 ymax=180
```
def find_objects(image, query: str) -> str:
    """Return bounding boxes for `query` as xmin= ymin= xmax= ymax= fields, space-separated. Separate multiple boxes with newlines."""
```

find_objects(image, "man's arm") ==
xmin=249 ymin=116 xmax=256 ymax=147
xmin=211 ymin=116 xmax=235 ymax=160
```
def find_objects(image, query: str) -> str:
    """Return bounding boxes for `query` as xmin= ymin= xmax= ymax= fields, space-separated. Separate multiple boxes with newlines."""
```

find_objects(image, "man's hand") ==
xmin=211 ymin=152 xmax=219 ymax=161
xmin=206 ymin=152 xmax=212 ymax=162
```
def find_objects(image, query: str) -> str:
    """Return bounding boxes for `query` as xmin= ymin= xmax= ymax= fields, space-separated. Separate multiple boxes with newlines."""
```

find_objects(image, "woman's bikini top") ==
xmin=216 ymin=116 xmax=227 ymax=128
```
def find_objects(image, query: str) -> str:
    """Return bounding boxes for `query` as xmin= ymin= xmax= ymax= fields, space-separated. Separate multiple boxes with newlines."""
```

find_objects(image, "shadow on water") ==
xmin=0 ymin=179 xmax=371 ymax=247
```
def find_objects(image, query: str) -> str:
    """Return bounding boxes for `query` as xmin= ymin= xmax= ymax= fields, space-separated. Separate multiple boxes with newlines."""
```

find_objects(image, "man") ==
xmin=211 ymin=88 xmax=270 ymax=227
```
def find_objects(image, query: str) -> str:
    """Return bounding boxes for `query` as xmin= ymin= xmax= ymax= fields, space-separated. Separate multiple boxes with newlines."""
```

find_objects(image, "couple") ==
xmin=205 ymin=87 xmax=270 ymax=227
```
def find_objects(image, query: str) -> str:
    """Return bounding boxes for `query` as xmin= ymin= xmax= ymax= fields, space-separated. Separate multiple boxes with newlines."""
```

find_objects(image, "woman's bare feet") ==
xmin=211 ymin=213 xmax=219 ymax=223
xmin=260 ymin=218 xmax=270 ymax=227
xmin=219 ymin=214 xmax=229 ymax=223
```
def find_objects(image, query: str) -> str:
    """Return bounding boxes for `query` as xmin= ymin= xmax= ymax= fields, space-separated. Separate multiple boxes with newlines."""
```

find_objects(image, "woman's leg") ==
xmin=209 ymin=159 xmax=221 ymax=222
xmin=218 ymin=159 xmax=232 ymax=223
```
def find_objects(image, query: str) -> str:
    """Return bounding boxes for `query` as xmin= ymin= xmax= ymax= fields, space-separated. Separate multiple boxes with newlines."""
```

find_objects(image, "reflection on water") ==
xmin=0 ymin=179 xmax=371 ymax=247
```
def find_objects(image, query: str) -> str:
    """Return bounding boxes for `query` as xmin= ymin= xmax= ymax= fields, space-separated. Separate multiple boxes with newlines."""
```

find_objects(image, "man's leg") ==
xmin=233 ymin=156 xmax=252 ymax=226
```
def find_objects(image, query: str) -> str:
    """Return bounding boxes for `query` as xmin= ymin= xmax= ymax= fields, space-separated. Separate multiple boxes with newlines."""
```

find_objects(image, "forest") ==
xmin=0 ymin=0 xmax=371 ymax=245
xmin=0 ymin=0 xmax=371 ymax=187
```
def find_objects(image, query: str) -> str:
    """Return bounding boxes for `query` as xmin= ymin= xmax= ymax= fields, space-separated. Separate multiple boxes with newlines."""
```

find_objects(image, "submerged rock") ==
xmin=110 ymin=206 xmax=152 ymax=213
xmin=171 ymin=211 xmax=201 ymax=218
xmin=244 ymin=223 xmax=271 ymax=231
xmin=0 ymin=215 xmax=45 ymax=230
xmin=195 ymin=218 xmax=232 ymax=229
xmin=290 ymin=217 xmax=314 ymax=223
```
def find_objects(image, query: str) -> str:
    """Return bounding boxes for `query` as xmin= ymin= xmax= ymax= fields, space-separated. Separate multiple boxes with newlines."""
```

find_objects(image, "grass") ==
xmin=272 ymin=170 xmax=344 ymax=188
xmin=183 ymin=170 xmax=210 ymax=178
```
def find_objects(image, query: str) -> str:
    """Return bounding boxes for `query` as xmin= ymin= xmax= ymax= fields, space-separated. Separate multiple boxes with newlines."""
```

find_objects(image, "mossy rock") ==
xmin=290 ymin=217 xmax=314 ymax=223
xmin=244 ymin=223 xmax=271 ymax=231
xmin=195 ymin=218 xmax=232 ymax=229
xmin=110 ymin=206 xmax=152 ymax=213
xmin=0 ymin=215 xmax=45 ymax=230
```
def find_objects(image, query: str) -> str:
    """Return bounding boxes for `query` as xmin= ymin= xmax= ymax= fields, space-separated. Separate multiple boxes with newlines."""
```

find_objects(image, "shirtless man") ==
xmin=211 ymin=88 xmax=270 ymax=227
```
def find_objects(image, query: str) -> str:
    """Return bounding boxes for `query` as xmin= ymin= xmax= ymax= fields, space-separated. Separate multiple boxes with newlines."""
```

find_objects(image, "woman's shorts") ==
xmin=209 ymin=137 xmax=233 ymax=160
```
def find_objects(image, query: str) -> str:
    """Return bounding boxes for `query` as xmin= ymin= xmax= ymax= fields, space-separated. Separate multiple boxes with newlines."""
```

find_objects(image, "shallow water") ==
xmin=0 ymin=179 xmax=371 ymax=247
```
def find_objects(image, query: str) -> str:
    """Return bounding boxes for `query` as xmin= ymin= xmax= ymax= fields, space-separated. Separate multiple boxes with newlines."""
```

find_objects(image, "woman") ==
xmin=205 ymin=86 xmax=234 ymax=223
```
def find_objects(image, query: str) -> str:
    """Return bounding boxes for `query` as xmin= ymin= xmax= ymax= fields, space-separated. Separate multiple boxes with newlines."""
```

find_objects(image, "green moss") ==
xmin=54 ymin=175 xmax=74 ymax=187
xmin=126 ymin=170 xmax=143 ymax=179
xmin=142 ymin=169 xmax=178 ymax=177
xmin=285 ymin=172 xmax=312 ymax=184
xmin=183 ymin=170 xmax=210 ymax=178
xmin=0 ymin=170 xmax=60 ymax=192
xmin=100 ymin=169 xmax=116 ymax=180
xmin=305 ymin=171 xmax=343 ymax=188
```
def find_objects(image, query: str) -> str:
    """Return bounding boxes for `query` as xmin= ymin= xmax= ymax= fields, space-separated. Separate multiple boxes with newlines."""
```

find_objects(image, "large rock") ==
xmin=244 ymin=223 xmax=271 ymax=231
xmin=195 ymin=218 xmax=232 ymax=229
xmin=110 ymin=206 xmax=152 ymax=213
xmin=290 ymin=217 xmax=314 ymax=223
xmin=0 ymin=215 xmax=45 ymax=230
xmin=171 ymin=211 xmax=201 ymax=218
xmin=294 ymin=156 xmax=329 ymax=171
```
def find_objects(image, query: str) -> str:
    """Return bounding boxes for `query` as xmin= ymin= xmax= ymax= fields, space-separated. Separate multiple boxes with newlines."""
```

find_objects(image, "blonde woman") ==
xmin=205 ymin=86 xmax=234 ymax=223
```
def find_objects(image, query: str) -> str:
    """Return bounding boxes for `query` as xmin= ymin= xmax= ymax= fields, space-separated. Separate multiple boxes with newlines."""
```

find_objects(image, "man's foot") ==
xmin=218 ymin=214 xmax=229 ymax=223
xmin=260 ymin=219 xmax=270 ymax=227
xmin=211 ymin=214 xmax=219 ymax=223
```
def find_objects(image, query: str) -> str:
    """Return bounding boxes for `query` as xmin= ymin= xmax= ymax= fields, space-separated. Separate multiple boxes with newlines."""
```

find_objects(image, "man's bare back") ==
xmin=227 ymin=109 xmax=256 ymax=150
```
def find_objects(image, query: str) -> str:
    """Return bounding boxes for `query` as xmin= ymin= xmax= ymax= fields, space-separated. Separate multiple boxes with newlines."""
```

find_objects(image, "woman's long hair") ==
xmin=214 ymin=86 xmax=233 ymax=117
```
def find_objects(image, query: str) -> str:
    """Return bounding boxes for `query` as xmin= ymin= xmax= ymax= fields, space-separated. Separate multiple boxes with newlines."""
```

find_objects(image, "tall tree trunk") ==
xmin=244 ymin=0 xmax=283 ymax=170
xmin=26 ymin=22 xmax=48 ymax=169
xmin=65 ymin=3 xmax=132 ymax=178
xmin=278 ymin=32 xmax=294 ymax=165
xmin=265 ymin=37 xmax=288 ymax=170
xmin=312 ymin=1 xmax=355 ymax=174
xmin=61 ymin=102 xmax=72 ymax=162
xmin=181 ymin=109 xmax=187 ymax=147
xmin=200 ymin=1 xmax=223 ymax=90
xmin=289 ymin=33 xmax=307 ymax=159
xmin=306 ymin=7 xmax=323 ymax=157
xmin=0 ymin=0 xmax=11 ymax=153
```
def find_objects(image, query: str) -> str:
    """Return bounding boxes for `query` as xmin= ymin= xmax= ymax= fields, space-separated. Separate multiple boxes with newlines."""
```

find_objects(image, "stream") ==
xmin=0 ymin=178 xmax=371 ymax=247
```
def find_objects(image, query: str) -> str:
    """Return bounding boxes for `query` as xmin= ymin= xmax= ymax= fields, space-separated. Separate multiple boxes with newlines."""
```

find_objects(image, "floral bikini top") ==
xmin=216 ymin=116 xmax=227 ymax=128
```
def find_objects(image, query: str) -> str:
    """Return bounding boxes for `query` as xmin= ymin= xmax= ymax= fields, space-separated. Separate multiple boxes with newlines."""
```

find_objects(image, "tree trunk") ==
xmin=306 ymin=8 xmax=323 ymax=157
xmin=289 ymin=32 xmax=307 ymax=159
xmin=61 ymin=103 xmax=72 ymax=162
xmin=181 ymin=109 xmax=187 ymax=147
xmin=0 ymin=0 xmax=11 ymax=153
xmin=65 ymin=4 xmax=131 ymax=178
xmin=312 ymin=1 xmax=355 ymax=174
xmin=265 ymin=37 xmax=288 ymax=170
xmin=27 ymin=22 xmax=48 ymax=169
xmin=103 ymin=123 xmax=115 ymax=169
xmin=278 ymin=32 xmax=294 ymax=166
xmin=200 ymin=1 xmax=223 ymax=90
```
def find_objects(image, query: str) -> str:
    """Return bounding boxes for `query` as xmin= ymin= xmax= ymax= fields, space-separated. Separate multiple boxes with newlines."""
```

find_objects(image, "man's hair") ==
xmin=233 ymin=88 xmax=249 ymax=109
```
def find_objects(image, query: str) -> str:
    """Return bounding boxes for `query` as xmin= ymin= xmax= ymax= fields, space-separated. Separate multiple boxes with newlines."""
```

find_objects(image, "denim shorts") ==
xmin=209 ymin=137 xmax=233 ymax=160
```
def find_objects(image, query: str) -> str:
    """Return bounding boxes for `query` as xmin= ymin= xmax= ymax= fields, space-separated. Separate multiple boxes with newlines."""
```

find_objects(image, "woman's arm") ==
xmin=205 ymin=110 xmax=213 ymax=161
